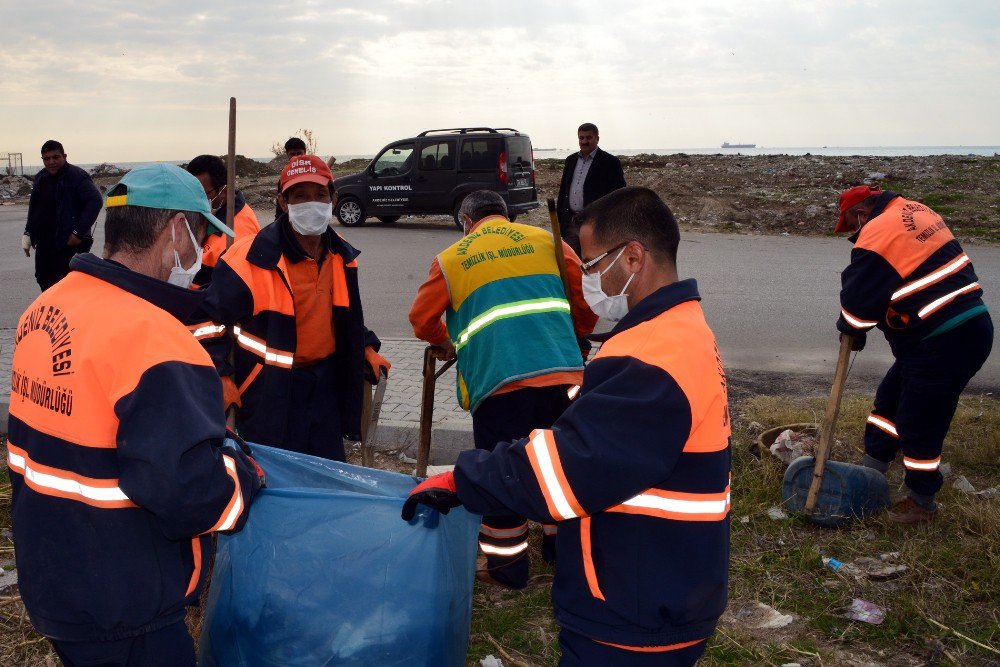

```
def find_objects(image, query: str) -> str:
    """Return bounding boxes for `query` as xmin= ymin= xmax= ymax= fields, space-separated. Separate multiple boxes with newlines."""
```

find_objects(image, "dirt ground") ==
xmin=4 ymin=153 xmax=997 ymax=242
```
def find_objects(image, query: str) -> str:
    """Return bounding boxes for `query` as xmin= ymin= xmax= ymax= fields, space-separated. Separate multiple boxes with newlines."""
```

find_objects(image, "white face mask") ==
xmin=288 ymin=201 xmax=333 ymax=236
xmin=167 ymin=216 xmax=202 ymax=289
xmin=581 ymin=247 xmax=635 ymax=322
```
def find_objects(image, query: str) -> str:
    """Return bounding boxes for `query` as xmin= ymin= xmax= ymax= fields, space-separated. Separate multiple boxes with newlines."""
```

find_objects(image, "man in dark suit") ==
xmin=556 ymin=123 xmax=626 ymax=254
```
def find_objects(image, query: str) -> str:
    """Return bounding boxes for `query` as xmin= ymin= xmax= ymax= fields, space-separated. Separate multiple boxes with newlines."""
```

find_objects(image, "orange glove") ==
xmin=222 ymin=376 xmax=242 ymax=411
xmin=364 ymin=346 xmax=391 ymax=383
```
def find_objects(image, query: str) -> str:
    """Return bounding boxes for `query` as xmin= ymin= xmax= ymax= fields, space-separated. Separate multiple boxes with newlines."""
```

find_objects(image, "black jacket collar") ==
xmin=246 ymin=216 xmax=361 ymax=270
xmin=589 ymin=278 xmax=701 ymax=343
xmin=69 ymin=253 xmax=205 ymax=322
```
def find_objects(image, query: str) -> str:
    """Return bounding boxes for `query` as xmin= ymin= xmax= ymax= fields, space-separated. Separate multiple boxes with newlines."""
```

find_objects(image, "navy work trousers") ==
xmin=50 ymin=620 xmax=195 ymax=667
xmin=558 ymin=630 xmax=707 ymax=666
xmin=281 ymin=357 xmax=345 ymax=461
xmin=865 ymin=313 xmax=993 ymax=497
xmin=472 ymin=384 xmax=573 ymax=588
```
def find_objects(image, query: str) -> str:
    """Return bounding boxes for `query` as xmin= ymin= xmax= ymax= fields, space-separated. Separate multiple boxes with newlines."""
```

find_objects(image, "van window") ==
xmin=506 ymin=137 xmax=533 ymax=169
xmin=458 ymin=139 xmax=500 ymax=171
xmin=419 ymin=141 xmax=454 ymax=171
xmin=373 ymin=143 xmax=414 ymax=177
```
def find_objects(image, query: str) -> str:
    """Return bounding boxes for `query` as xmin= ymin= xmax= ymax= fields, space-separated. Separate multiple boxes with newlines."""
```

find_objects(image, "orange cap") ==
xmin=280 ymin=155 xmax=333 ymax=192
xmin=835 ymin=185 xmax=882 ymax=233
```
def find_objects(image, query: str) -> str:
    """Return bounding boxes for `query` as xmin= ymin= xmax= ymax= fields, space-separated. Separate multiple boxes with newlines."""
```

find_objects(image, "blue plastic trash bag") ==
xmin=782 ymin=457 xmax=890 ymax=527
xmin=198 ymin=444 xmax=480 ymax=666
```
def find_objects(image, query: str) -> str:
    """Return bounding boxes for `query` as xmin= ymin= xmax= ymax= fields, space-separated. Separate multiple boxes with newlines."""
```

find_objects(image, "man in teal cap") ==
xmin=7 ymin=163 xmax=264 ymax=664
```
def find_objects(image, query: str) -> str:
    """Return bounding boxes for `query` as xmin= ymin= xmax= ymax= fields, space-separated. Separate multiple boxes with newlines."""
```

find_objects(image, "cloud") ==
xmin=2 ymin=0 xmax=998 ymax=162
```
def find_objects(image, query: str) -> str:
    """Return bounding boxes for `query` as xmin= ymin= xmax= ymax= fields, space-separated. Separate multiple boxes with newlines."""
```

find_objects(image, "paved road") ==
xmin=2 ymin=204 xmax=997 ymax=389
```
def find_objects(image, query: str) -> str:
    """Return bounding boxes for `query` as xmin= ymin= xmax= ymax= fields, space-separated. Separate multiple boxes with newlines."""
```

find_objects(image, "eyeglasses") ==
xmin=581 ymin=241 xmax=638 ymax=275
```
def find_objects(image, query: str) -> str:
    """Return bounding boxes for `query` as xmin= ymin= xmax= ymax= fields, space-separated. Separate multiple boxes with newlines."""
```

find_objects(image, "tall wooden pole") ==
xmin=225 ymin=97 xmax=236 ymax=247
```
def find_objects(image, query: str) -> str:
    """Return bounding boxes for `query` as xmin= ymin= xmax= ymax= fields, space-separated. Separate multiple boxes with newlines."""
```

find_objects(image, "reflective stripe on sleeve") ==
xmin=479 ymin=523 xmax=528 ymax=539
xmin=6 ymin=443 xmax=136 ymax=509
xmin=917 ymin=282 xmax=981 ymax=320
xmin=479 ymin=542 xmax=529 ymax=556
xmin=891 ymin=254 xmax=970 ymax=302
xmin=454 ymin=298 xmax=571 ymax=352
xmin=903 ymin=456 xmax=941 ymax=471
xmin=606 ymin=484 xmax=731 ymax=522
xmin=205 ymin=455 xmax=244 ymax=533
xmin=840 ymin=308 xmax=878 ymax=330
xmin=190 ymin=323 xmax=227 ymax=340
xmin=567 ymin=385 xmax=581 ymax=400
xmin=866 ymin=414 xmax=899 ymax=438
xmin=524 ymin=429 xmax=584 ymax=522
xmin=232 ymin=326 xmax=294 ymax=368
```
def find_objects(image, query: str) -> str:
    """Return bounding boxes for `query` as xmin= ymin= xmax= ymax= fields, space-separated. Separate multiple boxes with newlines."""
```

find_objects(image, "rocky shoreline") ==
xmin=4 ymin=153 xmax=997 ymax=243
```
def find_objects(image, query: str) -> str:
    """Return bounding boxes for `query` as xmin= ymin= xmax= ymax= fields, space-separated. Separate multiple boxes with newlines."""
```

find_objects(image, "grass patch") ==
xmin=2 ymin=394 xmax=998 ymax=665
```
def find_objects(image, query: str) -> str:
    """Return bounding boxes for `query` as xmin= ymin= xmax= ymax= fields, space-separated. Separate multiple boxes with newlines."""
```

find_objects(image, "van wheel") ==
xmin=377 ymin=215 xmax=400 ymax=224
xmin=336 ymin=197 xmax=366 ymax=226
xmin=452 ymin=200 xmax=466 ymax=230
xmin=508 ymin=213 xmax=518 ymax=222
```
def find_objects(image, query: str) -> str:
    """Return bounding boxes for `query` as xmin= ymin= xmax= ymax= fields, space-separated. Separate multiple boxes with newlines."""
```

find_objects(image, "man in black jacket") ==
xmin=556 ymin=123 xmax=626 ymax=254
xmin=22 ymin=140 xmax=103 ymax=290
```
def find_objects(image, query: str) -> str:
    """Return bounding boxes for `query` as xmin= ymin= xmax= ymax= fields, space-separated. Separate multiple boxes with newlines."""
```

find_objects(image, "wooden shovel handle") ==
xmin=804 ymin=334 xmax=854 ymax=514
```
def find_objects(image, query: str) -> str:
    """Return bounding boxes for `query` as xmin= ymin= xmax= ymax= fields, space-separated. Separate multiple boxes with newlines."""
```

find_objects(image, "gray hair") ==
xmin=104 ymin=184 xmax=208 ymax=256
xmin=459 ymin=190 xmax=508 ymax=222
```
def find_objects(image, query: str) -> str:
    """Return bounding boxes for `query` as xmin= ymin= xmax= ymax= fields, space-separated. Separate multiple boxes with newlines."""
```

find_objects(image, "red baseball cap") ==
xmin=280 ymin=155 xmax=333 ymax=193
xmin=835 ymin=185 xmax=882 ymax=232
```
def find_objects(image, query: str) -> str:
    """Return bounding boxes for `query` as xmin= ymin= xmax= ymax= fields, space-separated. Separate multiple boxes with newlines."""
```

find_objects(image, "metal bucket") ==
xmin=782 ymin=457 xmax=890 ymax=527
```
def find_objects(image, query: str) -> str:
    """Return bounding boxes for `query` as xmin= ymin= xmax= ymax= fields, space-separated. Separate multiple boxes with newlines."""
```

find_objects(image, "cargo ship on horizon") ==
xmin=722 ymin=141 xmax=756 ymax=148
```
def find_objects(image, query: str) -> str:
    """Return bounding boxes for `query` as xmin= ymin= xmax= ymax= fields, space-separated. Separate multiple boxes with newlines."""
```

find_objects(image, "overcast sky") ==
xmin=2 ymin=0 xmax=998 ymax=163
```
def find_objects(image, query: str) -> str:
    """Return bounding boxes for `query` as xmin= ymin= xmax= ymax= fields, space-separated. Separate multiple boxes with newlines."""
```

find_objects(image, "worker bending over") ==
xmin=834 ymin=185 xmax=992 ymax=524
xmin=404 ymin=187 xmax=730 ymax=666
xmin=409 ymin=190 xmax=597 ymax=589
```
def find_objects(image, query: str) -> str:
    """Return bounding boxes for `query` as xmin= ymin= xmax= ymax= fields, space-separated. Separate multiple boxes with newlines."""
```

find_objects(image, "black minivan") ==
xmin=333 ymin=127 xmax=540 ymax=229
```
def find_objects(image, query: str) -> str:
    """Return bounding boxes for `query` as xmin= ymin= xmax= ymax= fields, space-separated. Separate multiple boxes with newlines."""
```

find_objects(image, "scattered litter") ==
xmin=843 ymin=598 xmax=885 ymax=624
xmin=974 ymin=487 xmax=998 ymax=500
xmin=823 ymin=557 xmax=845 ymax=573
xmin=781 ymin=232 xmax=790 ymax=236
xmin=952 ymin=476 xmax=977 ymax=494
xmin=479 ymin=656 xmax=503 ymax=667
xmin=748 ymin=421 xmax=764 ymax=432
xmin=851 ymin=556 xmax=908 ymax=580
xmin=769 ymin=428 xmax=815 ymax=464
xmin=781 ymin=663 xmax=803 ymax=667
xmin=425 ymin=464 xmax=455 ymax=476
xmin=822 ymin=553 xmax=907 ymax=580
xmin=735 ymin=602 xmax=796 ymax=629
xmin=740 ymin=516 xmax=750 ymax=524
xmin=867 ymin=171 xmax=887 ymax=180
xmin=939 ymin=462 xmax=952 ymax=477
xmin=398 ymin=452 xmax=417 ymax=465
xmin=767 ymin=506 xmax=789 ymax=520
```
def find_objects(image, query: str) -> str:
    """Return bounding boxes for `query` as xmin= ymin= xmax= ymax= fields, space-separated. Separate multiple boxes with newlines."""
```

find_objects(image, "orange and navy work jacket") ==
xmin=191 ymin=216 xmax=379 ymax=445
xmin=454 ymin=279 xmax=731 ymax=648
xmin=193 ymin=191 xmax=260 ymax=287
xmin=6 ymin=253 xmax=261 ymax=642
xmin=838 ymin=192 xmax=985 ymax=350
